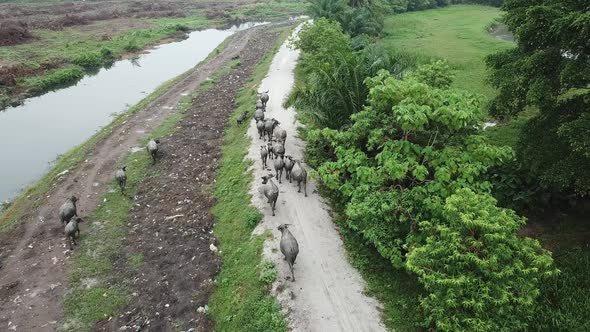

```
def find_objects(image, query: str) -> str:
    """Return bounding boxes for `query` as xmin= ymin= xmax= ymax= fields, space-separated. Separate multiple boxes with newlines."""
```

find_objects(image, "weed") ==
xmin=259 ymin=260 xmax=278 ymax=285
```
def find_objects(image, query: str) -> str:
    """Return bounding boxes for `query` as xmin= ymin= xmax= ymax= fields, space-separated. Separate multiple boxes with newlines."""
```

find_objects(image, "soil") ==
xmin=0 ymin=23 xmax=284 ymax=331
xmin=96 ymin=24 xmax=286 ymax=332
xmin=0 ymin=21 xmax=33 ymax=46
xmin=247 ymin=25 xmax=388 ymax=331
xmin=0 ymin=1 xmax=243 ymax=31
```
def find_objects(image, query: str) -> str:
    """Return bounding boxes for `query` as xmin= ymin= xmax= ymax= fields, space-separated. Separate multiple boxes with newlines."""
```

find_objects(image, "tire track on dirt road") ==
xmin=0 ymin=24 xmax=267 ymax=331
xmin=247 ymin=25 xmax=388 ymax=332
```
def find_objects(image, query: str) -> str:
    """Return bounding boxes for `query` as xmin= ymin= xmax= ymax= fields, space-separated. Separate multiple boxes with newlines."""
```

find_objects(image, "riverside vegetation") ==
xmin=287 ymin=0 xmax=590 ymax=330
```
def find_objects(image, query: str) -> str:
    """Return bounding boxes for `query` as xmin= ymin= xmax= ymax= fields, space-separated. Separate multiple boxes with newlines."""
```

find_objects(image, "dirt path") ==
xmin=96 ymin=24 xmax=288 ymax=332
xmin=0 ymin=24 xmax=270 ymax=331
xmin=247 ymin=26 xmax=388 ymax=331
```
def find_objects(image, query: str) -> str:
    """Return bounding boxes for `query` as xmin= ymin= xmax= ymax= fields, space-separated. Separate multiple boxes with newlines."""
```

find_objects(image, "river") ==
xmin=0 ymin=21 xmax=265 ymax=203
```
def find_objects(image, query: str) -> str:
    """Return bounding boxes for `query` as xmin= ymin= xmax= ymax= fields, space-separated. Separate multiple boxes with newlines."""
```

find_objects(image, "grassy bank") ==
xmin=60 ymin=52 xmax=239 ymax=331
xmin=381 ymin=4 xmax=512 ymax=100
xmin=0 ymin=15 xmax=216 ymax=107
xmin=208 ymin=25 xmax=294 ymax=332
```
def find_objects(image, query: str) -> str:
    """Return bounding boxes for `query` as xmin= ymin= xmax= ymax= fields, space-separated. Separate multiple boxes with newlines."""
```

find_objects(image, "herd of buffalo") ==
xmin=56 ymin=91 xmax=302 ymax=281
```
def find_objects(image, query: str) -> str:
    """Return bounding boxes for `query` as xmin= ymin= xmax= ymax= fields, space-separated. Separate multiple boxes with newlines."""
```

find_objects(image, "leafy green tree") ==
xmin=409 ymin=60 xmax=454 ymax=89
xmin=306 ymin=69 xmax=555 ymax=330
xmin=486 ymin=0 xmax=590 ymax=195
xmin=312 ymin=70 xmax=511 ymax=265
xmin=407 ymin=189 xmax=556 ymax=331
xmin=307 ymin=0 xmax=349 ymax=22
xmin=289 ymin=20 xmax=410 ymax=129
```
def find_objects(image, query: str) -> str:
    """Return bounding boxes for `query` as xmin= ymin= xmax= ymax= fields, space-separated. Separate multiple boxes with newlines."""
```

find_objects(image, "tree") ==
xmin=307 ymin=69 xmax=555 ymax=330
xmin=486 ymin=0 xmax=590 ymax=195
xmin=307 ymin=0 xmax=349 ymax=22
xmin=407 ymin=189 xmax=556 ymax=331
xmin=289 ymin=20 xmax=409 ymax=129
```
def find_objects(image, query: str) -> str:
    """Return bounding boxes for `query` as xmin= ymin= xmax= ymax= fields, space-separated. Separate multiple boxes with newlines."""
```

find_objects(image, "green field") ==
xmin=381 ymin=5 xmax=513 ymax=100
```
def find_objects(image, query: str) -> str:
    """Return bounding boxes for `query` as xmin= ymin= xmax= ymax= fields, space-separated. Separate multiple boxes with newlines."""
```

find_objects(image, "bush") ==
xmin=29 ymin=67 xmax=84 ymax=93
xmin=72 ymin=52 xmax=103 ymax=69
xmin=307 ymin=69 xmax=555 ymax=330
xmin=259 ymin=260 xmax=278 ymax=285
xmin=409 ymin=60 xmax=454 ymax=89
xmin=406 ymin=189 xmax=555 ymax=331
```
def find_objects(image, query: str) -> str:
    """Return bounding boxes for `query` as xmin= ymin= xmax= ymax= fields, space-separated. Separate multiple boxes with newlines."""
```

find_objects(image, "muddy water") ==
xmin=0 ymin=22 xmax=265 ymax=202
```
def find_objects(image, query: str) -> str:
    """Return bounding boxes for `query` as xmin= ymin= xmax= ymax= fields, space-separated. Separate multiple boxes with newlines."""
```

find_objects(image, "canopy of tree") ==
xmin=487 ymin=0 xmax=590 ymax=196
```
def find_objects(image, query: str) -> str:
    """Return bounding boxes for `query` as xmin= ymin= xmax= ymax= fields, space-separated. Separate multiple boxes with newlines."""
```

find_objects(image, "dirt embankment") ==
xmin=97 ymin=24 xmax=287 ymax=332
xmin=0 ymin=23 xmax=286 ymax=331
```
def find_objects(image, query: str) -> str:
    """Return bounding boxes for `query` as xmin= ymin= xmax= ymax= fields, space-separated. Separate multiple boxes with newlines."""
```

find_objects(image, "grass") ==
xmin=532 ymin=248 xmax=590 ymax=331
xmin=337 ymin=217 xmax=427 ymax=331
xmin=208 ymin=25 xmax=294 ymax=332
xmin=381 ymin=4 xmax=513 ymax=101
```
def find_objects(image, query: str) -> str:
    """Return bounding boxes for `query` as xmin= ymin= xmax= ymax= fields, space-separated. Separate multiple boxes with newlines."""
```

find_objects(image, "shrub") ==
xmin=307 ymin=69 xmax=555 ymax=330
xmin=72 ymin=52 xmax=103 ymax=69
xmin=406 ymin=189 xmax=556 ymax=331
xmin=409 ymin=60 xmax=454 ymax=89
xmin=259 ymin=260 xmax=278 ymax=285
xmin=29 ymin=67 xmax=84 ymax=93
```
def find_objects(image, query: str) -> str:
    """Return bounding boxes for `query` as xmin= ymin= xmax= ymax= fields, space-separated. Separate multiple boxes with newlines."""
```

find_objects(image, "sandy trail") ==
xmin=0 ymin=25 xmax=265 ymax=331
xmin=247 ymin=26 xmax=387 ymax=332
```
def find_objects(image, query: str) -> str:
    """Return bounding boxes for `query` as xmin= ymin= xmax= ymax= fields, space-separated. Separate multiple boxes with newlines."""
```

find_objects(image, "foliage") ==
xmin=406 ymin=189 xmax=556 ymax=331
xmin=306 ymin=0 xmax=384 ymax=37
xmin=307 ymin=69 xmax=555 ymax=330
xmin=486 ymin=0 xmax=590 ymax=195
xmin=409 ymin=59 xmax=454 ymax=89
xmin=72 ymin=51 xmax=104 ymax=68
xmin=259 ymin=260 xmax=279 ymax=285
xmin=289 ymin=19 xmax=418 ymax=129
xmin=530 ymin=248 xmax=590 ymax=331
xmin=313 ymin=69 xmax=508 ymax=265
xmin=27 ymin=66 xmax=83 ymax=92
xmin=307 ymin=0 xmax=349 ymax=21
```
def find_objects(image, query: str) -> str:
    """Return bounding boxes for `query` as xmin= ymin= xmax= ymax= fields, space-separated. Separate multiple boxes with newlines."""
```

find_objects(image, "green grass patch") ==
xmin=381 ymin=5 xmax=513 ymax=101
xmin=26 ymin=66 xmax=84 ymax=93
xmin=531 ymin=248 xmax=590 ymax=331
xmin=208 ymin=26 xmax=294 ymax=332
